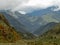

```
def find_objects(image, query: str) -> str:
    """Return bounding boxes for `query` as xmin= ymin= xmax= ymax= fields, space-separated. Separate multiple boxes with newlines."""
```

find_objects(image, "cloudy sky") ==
xmin=0 ymin=0 xmax=60 ymax=14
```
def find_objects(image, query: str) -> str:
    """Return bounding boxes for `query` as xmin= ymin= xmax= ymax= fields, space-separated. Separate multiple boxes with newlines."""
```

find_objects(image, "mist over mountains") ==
xmin=0 ymin=6 xmax=60 ymax=36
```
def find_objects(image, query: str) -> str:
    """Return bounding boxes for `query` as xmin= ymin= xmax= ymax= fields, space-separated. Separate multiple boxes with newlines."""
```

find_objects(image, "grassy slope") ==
xmin=0 ymin=13 xmax=36 ymax=44
xmin=0 ymin=13 xmax=22 ymax=43
xmin=36 ymin=23 xmax=60 ymax=45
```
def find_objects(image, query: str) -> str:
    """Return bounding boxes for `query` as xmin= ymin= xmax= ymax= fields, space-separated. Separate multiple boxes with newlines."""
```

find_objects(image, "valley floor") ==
xmin=0 ymin=39 xmax=36 ymax=45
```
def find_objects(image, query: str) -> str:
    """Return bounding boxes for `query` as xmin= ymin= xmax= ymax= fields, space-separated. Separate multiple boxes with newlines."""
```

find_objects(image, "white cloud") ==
xmin=0 ymin=0 xmax=27 ymax=10
xmin=12 ymin=0 xmax=60 ymax=13
xmin=0 ymin=0 xmax=60 ymax=13
xmin=18 ymin=11 xmax=26 ymax=14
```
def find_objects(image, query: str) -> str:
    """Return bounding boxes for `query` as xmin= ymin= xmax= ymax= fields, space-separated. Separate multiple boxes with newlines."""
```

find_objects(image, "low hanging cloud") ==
xmin=0 ymin=0 xmax=60 ymax=13
xmin=0 ymin=0 xmax=27 ymax=10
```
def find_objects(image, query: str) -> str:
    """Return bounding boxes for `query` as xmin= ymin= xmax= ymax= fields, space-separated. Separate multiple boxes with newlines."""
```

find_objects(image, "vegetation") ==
xmin=0 ymin=14 xmax=22 ymax=43
xmin=0 ymin=13 xmax=36 ymax=44
xmin=1 ymin=13 xmax=60 ymax=45
xmin=36 ymin=23 xmax=60 ymax=45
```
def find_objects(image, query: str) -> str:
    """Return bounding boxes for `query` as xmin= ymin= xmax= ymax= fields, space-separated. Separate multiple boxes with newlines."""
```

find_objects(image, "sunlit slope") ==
xmin=0 ymin=13 xmax=22 ymax=43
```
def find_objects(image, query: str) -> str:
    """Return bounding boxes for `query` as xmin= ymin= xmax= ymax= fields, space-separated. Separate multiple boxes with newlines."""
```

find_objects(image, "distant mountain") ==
xmin=26 ymin=6 xmax=59 ymax=16
xmin=0 ymin=7 xmax=60 ymax=36
xmin=33 ymin=22 xmax=58 ymax=36
xmin=4 ymin=10 xmax=44 ymax=32
xmin=36 ymin=23 xmax=60 ymax=45
xmin=24 ymin=9 xmax=60 ymax=34
xmin=6 ymin=9 xmax=60 ymax=34
xmin=0 ymin=11 xmax=36 ymax=40
xmin=0 ymin=10 xmax=28 ymax=33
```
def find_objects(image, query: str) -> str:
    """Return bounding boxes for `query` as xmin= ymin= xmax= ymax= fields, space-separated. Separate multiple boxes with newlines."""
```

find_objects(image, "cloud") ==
xmin=18 ymin=11 xmax=26 ymax=14
xmin=12 ymin=0 xmax=60 ymax=13
xmin=12 ymin=0 xmax=54 ymax=12
xmin=0 ymin=0 xmax=27 ymax=10
xmin=0 ymin=0 xmax=60 ymax=13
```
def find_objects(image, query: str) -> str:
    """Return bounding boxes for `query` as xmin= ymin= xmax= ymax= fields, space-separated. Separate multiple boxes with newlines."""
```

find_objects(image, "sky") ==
xmin=0 ymin=0 xmax=60 ymax=14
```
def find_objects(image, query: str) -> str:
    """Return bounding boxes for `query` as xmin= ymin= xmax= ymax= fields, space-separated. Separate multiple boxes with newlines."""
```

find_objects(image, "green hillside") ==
xmin=1 ymin=13 xmax=60 ymax=45
xmin=0 ymin=13 xmax=23 ymax=43
xmin=36 ymin=23 xmax=60 ymax=45
xmin=0 ymin=13 xmax=36 ymax=43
